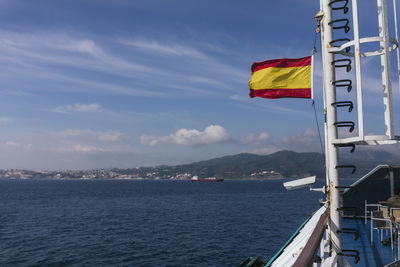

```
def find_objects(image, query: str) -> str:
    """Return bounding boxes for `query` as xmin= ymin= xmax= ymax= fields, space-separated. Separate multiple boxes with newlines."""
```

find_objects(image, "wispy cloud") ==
xmin=52 ymin=129 xmax=127 ymax=142
xmin=52 ymin=103 xmax=103 ymax=114
xmin=0 ymin=116 xmax=11 ymax=123
xmin=0 ymin=30 xmax=249 ymax=98
xmin=120 ymin=39 xmax=208 ymax=59
xmin=0 ymin=31 xmax=152 ymax=74
xmin=243 ymin=128 xmax=323 ymax=154
xmin=59 ymin=144 xmax=106 ymax=153
xmin=240 ymin=132 xmax=270 ymax=145
xmin=0 ymin=128 xmax=133 ymax=169
xmin=0 ymin=31 xmax=162 ymax=96
xmin=275 ymin=128 xmax=322 ymax=152
xmin=141 ymin=125 xmax=230 ymax=146
xmin=229 ymin=94 xmax=247 ymax=102
xmin=120 ymin=37 xmax=248 ymax=90
xmin=5 ymin=141 xmax=32 ymax=149
xmin=6 ymin=141 xmax=21 ymax=147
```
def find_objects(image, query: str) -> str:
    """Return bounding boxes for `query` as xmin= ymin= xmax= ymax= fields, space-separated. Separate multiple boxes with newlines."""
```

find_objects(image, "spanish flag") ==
xmin=249 ymin=56 xmax=312 ymax=99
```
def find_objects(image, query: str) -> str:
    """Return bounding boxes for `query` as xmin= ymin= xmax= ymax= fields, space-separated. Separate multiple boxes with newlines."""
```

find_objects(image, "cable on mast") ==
xmin=311 ymin=11 xmax=325 ymax=155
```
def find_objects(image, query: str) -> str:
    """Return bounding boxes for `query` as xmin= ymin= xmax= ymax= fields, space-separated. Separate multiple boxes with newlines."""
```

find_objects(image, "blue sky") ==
xmin=0 ymin=0 xmax=399 ymax=170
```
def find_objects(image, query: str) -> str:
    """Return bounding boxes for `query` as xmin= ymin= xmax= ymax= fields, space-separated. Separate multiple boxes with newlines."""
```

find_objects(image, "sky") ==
xmin=0 ymin=0 xmax=400 ymax=170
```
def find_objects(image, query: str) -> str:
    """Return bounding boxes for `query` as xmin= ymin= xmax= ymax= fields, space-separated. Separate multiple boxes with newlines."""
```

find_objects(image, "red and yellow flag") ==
xmin=249 ymin=56 xmax=312 ymax=99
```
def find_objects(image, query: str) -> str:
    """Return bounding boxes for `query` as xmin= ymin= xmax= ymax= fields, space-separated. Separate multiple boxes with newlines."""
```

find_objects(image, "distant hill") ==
xmin=169 ymin=150 xmax=325 ymax=179
xmin=131 ymin=149 xmax=400 ymax=180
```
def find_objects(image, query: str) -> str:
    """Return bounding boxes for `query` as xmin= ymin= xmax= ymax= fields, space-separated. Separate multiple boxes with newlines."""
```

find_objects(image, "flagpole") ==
xmin=311 ymin=54 xmax=315 ymax=100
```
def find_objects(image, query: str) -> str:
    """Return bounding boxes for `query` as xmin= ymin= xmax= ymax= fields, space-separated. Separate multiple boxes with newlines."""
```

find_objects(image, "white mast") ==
xmin=319 ymin=0 xmax=400 ymax=265
xmin=320 ymin=0 xmax=342 ymax=263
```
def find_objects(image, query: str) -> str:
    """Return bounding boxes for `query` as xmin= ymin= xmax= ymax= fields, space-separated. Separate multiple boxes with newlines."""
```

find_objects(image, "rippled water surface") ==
xmin=0 ymin=179 xmax=321 ymax=266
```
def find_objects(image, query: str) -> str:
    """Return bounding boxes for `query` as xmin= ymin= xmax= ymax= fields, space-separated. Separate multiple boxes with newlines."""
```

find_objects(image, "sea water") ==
xmin=0 ymin=179 xmax=322 ymax=266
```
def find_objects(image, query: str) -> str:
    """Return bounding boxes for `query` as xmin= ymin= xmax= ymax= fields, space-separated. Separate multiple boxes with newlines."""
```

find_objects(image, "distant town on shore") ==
xmin=1 ymin=150 xmax=398 ymax=180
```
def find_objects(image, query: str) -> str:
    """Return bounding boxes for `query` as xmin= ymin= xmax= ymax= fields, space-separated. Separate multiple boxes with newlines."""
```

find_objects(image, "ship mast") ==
xmin=320 ymin=0 xmax=342 ymax=262
xmin=320 ymin=0 xmax=400 ymax=265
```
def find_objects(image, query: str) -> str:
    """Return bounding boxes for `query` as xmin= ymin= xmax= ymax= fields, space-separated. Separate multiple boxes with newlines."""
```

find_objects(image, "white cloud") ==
xmin=0 ymin=31 xmax=159 ymax=96
xmin=5 ymin=141 xmax=32 ymax=149
xmin=0 ymin=129 xmax=131 ymax=165
xmin=120 ymin=39 xmax=208 ymax=59
xmin=0 ymin=30 xmax=251 ymax=99
xmin=98 ymin=132 xmax=125 ymax=142
xmin=52 ymin=103 xmax=103 ymax=114
xmin=276 ymin=128 xmax=322 ymax=151
xmin=60 ymin=144 xmax=106 ymax=153
xmin=70 ymin=103 xmax=102 ymax=112
xmin=229 ymin=94 xmax=248 ymax=102
xmin=241 ymin=131 xmax=270 ymax=145
xmin=246 ymin=146 xmax=279 ymax=155
xmin=120 ymin=37 xmax=248 ymax=87
xmin=6 ymin=141 xmax=21 ymax=147
xmin=244 ymin=128 xmax=323 ymax=154
xmin=141 ymin=125 xmax=230 ymax=146
xmin=63 ymin=39 xmax=102 ymax=55
xmin=0 ymin=116 xmax=11 ymax=123
xmin=53 ymin=129 xmax=126 ymax=142
xmin=189 ymin=76 xmax=227 ymax=88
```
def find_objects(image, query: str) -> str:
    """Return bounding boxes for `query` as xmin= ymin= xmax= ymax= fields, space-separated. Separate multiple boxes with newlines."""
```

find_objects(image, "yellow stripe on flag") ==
xmin=249 ymin=65 xmax=311 ymax=90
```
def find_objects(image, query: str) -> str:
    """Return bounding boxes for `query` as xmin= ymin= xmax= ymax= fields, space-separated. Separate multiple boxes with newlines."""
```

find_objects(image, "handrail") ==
xmin=263 ymin=216 xmax=312 ymax=266
xmin=292 ymin=210 xmax=329 ymax=267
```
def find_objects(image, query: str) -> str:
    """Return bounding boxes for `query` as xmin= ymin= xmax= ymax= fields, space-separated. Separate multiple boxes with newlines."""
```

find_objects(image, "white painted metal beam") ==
xmin=378 ymin=0 xmax=395 ymax=139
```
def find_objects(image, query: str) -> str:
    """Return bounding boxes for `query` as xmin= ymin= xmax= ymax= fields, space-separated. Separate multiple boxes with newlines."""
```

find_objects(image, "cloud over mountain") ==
xmin=141 ymin=125 xmax=230 ymax=146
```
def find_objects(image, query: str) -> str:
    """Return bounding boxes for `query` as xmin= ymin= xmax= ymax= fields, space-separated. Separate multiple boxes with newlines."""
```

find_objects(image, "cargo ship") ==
xmin=191 ymin=176 xmax=224 ymax=182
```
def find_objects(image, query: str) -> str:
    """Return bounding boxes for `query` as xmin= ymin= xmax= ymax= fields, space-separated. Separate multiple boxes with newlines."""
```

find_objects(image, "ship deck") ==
xmin=340 ymin=166 xmax=400 ymax=266
xmin=341 ymin=217 xmax=399 ymax=266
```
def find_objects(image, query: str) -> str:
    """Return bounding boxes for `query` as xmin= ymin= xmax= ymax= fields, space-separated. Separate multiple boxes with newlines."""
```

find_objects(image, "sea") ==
xmin=0 ymin=179 xmax=326 ymax=266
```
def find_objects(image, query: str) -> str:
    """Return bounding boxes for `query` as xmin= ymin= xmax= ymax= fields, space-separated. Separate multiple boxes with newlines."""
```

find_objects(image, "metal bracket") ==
xmin=337 ymin=207 xmax=358 ymax=218
xmin=335 ymin=164 xmax=356 ymax=174
xmin=332 ymin=101 xmax=353 ymax=112
xmin=329 ymin=0 xmax=349 ymax=14
xmin=335 ymin=143 xmax=355 ymax=153
xmin=332 ymin=79 xmax=352 ymax=92
xmin=338 ymin=249 xmax=360 ymax=264
xmin=315 ymin=10 xmax=324 ymax=33
xmin=310 ymin=186 xmax=326 ymax=193
xmin=329 ymin=18 xmax=350 ymax=33
xmin=332 ymin=58 xmax=352 ymax=72
xmin=337 ymin=228 xmax=360 ymax=240
xmin=335 ymin=186 xmax=357 ymax=193
xmin=334 ymin=121 xmax=355 ymax=132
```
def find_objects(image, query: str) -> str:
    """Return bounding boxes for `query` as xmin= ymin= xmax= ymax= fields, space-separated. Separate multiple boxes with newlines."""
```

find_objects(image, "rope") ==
xmin=311 ymin=21 xmax=324 ymax=155
xmin=312 ymin=100 xmax=325 ymax=155
xmin=313 ymin=12 xmax=322 ymax=54
xmin=313 ymin=30 xmax=318 ymax=54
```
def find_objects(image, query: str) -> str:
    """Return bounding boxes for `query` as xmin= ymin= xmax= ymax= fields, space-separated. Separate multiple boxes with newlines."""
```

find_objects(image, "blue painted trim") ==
xmin=264 ymin=215 xmax=312 ymax=266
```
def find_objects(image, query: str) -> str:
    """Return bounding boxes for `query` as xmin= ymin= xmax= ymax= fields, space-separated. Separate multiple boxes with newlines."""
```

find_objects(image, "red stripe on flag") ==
xmin=249 ymin=89 xmax=311 ymax=99
xmin=251 ymin=56 xmax=311 ymax=73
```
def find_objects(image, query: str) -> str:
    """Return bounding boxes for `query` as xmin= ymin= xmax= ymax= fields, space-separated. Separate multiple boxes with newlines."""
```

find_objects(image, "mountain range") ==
xmin=125 ymin=149 xmax=400 ymax=179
